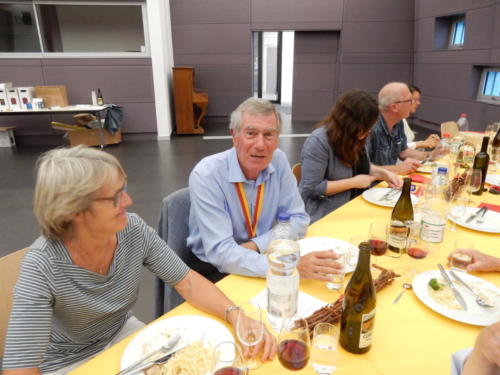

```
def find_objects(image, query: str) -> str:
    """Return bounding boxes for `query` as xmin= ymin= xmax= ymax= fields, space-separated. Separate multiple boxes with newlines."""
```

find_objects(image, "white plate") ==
xmin=362 ymin=187 xmax=419 ymax=208
xmin=416 ymin=162 xmax=443 ymax=174
xmin=448 ymin=206 xmax=500 ymax=234
xmin=120 ymin=315 xmax=234 ymax=374
xmin=298 ymin=237 xmax=358 ymax=273
xmin=486 ymin=174 xmax=500 ymax=187
xmin=413 ymin=270 xmax=500 ymax=326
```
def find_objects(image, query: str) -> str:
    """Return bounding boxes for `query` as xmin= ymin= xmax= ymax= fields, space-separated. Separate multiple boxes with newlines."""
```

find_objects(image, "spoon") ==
xmin=393 ymin=283 xmax=412 ymax=304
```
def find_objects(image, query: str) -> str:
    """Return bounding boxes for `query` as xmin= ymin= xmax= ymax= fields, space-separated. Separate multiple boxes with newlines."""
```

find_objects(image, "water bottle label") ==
xmin=420 ymin=219 xmax=445 ymax=243
xmin=359 ymin=308 xmax=375 ymax=348
xmin=267 ymin=289 xmax=298 ymax=318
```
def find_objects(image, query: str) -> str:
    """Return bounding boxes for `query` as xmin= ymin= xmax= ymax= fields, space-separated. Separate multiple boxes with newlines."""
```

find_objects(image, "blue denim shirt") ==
xmin=367 ymin=115 xmax=408 ymax=165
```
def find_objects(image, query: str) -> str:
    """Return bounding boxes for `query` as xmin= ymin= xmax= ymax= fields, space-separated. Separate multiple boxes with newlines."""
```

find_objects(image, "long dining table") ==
xmin=70 ymin=171 xmax=500 ymax=375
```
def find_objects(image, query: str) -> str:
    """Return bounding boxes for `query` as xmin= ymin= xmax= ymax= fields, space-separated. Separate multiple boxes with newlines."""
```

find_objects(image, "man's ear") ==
xmin=230 ymin=129 xmax=235 ymax=136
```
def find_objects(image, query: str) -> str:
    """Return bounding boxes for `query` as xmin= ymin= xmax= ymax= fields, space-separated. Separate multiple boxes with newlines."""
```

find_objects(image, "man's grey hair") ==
xmin=229 ymin=97 xmax=282 ymax=133
xmin=378 ymin=82 xmax=409 ymax=111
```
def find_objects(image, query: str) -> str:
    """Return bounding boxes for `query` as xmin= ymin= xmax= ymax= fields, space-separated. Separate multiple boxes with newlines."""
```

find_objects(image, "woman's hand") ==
xmin=297 ymin=250 xmax=343 ymax=281
xmin=447 ymin=249 xmax=500 ymax=273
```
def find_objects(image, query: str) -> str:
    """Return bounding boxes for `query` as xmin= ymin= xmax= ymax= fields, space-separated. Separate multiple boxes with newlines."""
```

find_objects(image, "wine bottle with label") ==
xmin=97 ymin=88 xmax=104 ymax=106
xmin=388 ymin=178 xmax=413 ymax=255
xmin=339 ymin=242 xmax=376 ymax=354
xmin=492 ymin=126 xmax=500 ymax=166
xmin=472 ymin=136 xmax=490 ymax=196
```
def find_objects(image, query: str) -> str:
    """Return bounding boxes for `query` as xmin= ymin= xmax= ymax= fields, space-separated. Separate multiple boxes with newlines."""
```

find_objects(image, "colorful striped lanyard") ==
xmin=234 ymin=182 xmax=265 ymax=239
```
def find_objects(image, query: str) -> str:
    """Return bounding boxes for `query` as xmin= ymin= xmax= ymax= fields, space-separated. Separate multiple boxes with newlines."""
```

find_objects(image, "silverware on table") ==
xmin=378 ymin=188 xmax=399 ymax=202
xmin=449 ymin=269 xmax=494 ymax=308
xmin=475 ymin=207 xmax=488 ymax=225
xmin=393 ymin=283 xmax=412 ymax=304
xmin=465 ymin=206 xmax=487 ymax=224
xmin=437 ymin=264 xmax=467 ymax=310
xmin=125 ymin=345 xmax=188 ymax=375
xmin=116 ymin=333 xmax=180 ymax=375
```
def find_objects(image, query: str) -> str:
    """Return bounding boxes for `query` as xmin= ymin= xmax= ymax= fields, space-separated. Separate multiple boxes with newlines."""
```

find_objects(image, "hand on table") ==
xmin=381 ymin=170 xmax=403 ymax=189
xmin=463 ymin=322 xmax=500 ymax=374
xmin=420 ymin=134 xmax=440 ymax=149
xmin=396 ymin=158 xmax=420 ymax=175
xmin=447 ymin=249 xmax=500 ymax=273
xmin=234 ymin=313 xmax=277 ymax=362
xmin=297 ymin=250 xmax=343 ymax=281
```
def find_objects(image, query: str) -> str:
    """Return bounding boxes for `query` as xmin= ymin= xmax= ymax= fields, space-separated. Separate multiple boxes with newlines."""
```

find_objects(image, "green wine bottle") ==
xmin=472 ymin=136 xmax=490 ymax=196
xmin=340 ymin=242 xmax=376 ymax=354
xmin=388 ymin=178 xmax=413 ymax=254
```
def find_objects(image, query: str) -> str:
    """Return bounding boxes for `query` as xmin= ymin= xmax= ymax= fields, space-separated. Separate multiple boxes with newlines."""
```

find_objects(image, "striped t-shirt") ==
xmin=3 ymin=213 xmax=189 ymax=373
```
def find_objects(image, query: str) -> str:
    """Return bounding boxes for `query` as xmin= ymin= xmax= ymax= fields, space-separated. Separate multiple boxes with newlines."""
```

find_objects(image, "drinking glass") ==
xmin=406 ymin=221 xmax=429 ymax=259
xmin=485 ymin=123 xmax=498 ymax=141
xmin=278 ymin=315 xmax=311 ymax=371
xmin=368 ymin=222 xmax=388 ymax=256
xmin=236 ymin=301 xmax=264 ymax=370
xmin=466 ymin=168 xmax=482 ymax=195
xmin=447 ymin=193 xmax=468 ymax=232
xmin=212 ymin=341 xmax=247 ymax=375
xmin=450 ymin=239 xmax=474 ymax=272
xmin=311 ymin=323 xmax=338 ymax=375
xmin=325 ymin=250 xmax=350 ymax=291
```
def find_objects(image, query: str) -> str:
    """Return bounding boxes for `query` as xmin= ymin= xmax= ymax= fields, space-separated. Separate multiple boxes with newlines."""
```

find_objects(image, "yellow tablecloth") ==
xmin=70 ymin=180 xmax=500 ymax=375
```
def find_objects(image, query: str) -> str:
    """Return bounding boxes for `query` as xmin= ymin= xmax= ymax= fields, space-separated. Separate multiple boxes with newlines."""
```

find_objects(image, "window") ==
xmin=478 ymin=69 xmax=500 ymax=102
xmin=0 ymin=2 xmax=148 ymax=57
xmin=449 ymin=19 xmax=465 ymax=48
xmin=434 ymin=14 xmax=465 ymax=50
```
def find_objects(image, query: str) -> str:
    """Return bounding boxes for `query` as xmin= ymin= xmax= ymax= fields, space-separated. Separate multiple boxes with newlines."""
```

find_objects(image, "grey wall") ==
xmin=413 ymin=0 xmax=500 ymax=131
xmin=0 ymin=58 xmax=156 ymax=142
xmin=170 ymin=0 xmax=414 ymax=123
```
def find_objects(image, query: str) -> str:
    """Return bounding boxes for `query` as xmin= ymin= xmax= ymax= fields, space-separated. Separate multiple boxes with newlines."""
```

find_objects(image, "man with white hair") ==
xmin=187 ymin=97 xmax=342 ymax=282
xmin=367 ymin=82 xmax=443 ymax=175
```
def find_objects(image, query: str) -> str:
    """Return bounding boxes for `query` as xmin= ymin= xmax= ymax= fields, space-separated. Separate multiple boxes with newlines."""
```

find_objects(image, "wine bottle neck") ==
xmin=401 ymin=178 xmax=411 ymax=194
xmin=480 ymin=136 xmax=489 ymax=152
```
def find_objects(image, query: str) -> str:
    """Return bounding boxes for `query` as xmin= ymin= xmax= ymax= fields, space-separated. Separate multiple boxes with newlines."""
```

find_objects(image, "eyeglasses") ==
xmin=393 ymin=98 xmax=414 ymax=104
xmin=94 ymin=183 xmax=127 ymax=207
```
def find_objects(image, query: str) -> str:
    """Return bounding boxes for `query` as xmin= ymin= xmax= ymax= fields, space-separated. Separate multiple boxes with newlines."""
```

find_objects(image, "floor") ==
xmin=0 ymin=115 xmax=433 ymax=325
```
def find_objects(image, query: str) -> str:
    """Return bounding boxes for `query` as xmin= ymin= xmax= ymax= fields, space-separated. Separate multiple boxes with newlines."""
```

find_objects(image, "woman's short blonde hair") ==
xmin=34 ymin=145 xmax=126 ymax=240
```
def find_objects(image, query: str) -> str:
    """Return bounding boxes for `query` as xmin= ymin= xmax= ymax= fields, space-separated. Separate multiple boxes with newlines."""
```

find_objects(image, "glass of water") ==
xmin=325 ymin=251 xmax=349 ymax=291
xmin=311 ymin=323 xmax=338 ymax=374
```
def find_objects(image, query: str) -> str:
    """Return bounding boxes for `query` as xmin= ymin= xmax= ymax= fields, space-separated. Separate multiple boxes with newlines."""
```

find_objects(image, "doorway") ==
xmin=253 ymin=31 xmax=294 ymax=105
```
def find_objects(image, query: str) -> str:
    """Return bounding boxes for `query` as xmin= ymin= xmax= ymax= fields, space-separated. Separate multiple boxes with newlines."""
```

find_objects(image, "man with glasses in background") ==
xmin=367 ymin=82 xmax=446 ymax=175
xmin=186 ymin=97 xmax=343 ymax=282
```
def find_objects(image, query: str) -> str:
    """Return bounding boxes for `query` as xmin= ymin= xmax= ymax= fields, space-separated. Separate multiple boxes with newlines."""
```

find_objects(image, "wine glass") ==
xmin=212 ymin=341 xmax=247 ymax=375
xmin=278 ymin=315 xmax=311 ymax=371
xmin=235 ymin=301 xmax=264 ymax=370
xmin=311 ymin=323 xmax=338 ymax=375
xmin=466 ymin=168 xmax=482 ymax=196
xmin=447 ymin=193 xmax=468 ymax=232
xmin=368 ymin=222 xmax=388 ymax=256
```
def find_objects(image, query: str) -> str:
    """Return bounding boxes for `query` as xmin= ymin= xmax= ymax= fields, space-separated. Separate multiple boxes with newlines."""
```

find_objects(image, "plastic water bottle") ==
xmin=457 ymin=114 xmax=469 ymax=132
xmin=266 ymin=212 xmax=300 ymax=330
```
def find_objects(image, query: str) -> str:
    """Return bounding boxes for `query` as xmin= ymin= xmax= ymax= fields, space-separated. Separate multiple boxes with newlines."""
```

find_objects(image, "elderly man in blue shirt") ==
xmin=367 ymin=82 xmax=446 ymax=175
xmin=187 ymin=97 xmax=342 ymax=281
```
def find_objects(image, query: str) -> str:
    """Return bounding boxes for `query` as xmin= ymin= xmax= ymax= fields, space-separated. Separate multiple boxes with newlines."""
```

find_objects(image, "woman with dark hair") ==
xmin=299 ymin=89 xmax=401 ymax=222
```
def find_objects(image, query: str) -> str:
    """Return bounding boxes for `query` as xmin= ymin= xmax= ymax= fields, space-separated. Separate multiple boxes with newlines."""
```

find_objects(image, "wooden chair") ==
xmin=172 ymin=67 xmax=208 ymax=135
xmin=291 ymin=163 xmax=302 ymax=185
xmin=441 ymin=121 xmax=459 ymax=138
xmin=0 ymin=248 xmax=28 ymax=357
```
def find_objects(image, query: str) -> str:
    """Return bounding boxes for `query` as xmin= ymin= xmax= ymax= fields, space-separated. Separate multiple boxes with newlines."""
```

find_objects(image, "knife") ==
xmin=437 ymin=264 xmax=467 ymax=310
xmin=465 ymin=206 xmax=487 ymax=224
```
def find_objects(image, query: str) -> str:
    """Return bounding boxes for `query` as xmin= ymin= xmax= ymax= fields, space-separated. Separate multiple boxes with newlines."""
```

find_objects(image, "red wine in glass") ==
xmin=368 ymin=239 xmax=387 ymax=256
xmin=213 ymin=367 xmax=245 ymax=375
xmin=407 ymin=247 xmax=428 ymax=259
xmin=278 ymin=339 xmax=309 ymax=370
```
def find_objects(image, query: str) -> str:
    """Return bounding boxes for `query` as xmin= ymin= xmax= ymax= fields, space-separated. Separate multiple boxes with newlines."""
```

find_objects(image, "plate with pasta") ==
xmin=120 ymin=315 xmax=235 ymax=375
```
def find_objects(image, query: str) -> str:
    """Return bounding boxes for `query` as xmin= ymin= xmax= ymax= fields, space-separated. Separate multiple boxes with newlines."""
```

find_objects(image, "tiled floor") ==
xmin=0 ymin=119 xmax=433 ymax=324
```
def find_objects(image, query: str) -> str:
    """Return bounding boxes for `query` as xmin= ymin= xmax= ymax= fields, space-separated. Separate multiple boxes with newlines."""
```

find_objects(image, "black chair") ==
xmin=155 ymin=188 xmax=191 ymax=317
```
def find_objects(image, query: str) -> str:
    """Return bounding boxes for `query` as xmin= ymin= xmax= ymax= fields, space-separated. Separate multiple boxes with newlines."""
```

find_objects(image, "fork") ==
xmin=449 ymin=269 xmax=494 ymax=308
xmin=475 ymin=207 xmax=488 ymax=225
xmin=378 ymin=188 xmax=399 ymax=202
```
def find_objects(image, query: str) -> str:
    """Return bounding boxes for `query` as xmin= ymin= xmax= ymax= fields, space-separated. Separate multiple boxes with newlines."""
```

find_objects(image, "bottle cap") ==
xmin=443 ymin=133 xmax=450 ymax=138
xmin=437 ymin=167 xmax=448 ymax=173
xmin=277 ymin=212 xmax=291 ymax=222
xmin=460 ymin=113 xmax=467 ymax=117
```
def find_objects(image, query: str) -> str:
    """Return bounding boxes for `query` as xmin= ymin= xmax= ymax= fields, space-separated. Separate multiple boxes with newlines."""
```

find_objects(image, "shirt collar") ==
xmin=228 ymin=147 xmax=275 ymax=184
xmin=380 ymin=115 xmax=402 ymax=137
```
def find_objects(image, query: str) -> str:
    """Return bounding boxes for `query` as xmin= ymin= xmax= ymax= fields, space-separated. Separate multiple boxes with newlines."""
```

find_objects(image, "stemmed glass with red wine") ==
xmin=278 ymin=316 xmax=310 ymax=371
xmin=212 ymin=341 xmax=247 ymax=375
